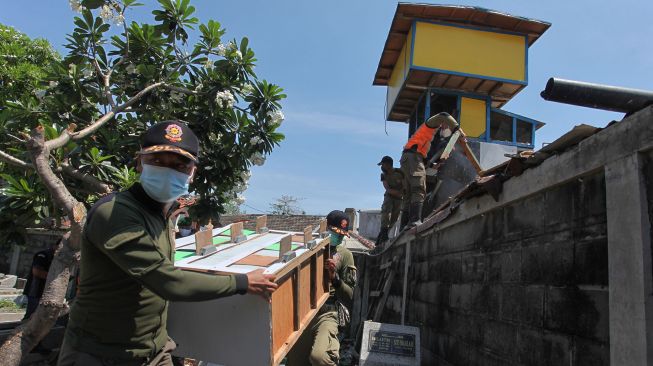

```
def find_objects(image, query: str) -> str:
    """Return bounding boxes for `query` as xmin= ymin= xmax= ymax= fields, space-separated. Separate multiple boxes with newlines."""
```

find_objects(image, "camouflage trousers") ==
xmin=400 ymin=150 xmax=426 ymax=205
xmin=380 ymin=194 xmax=402 ymax=229
xmin=286 ymin=311 xmax=340 ymax=366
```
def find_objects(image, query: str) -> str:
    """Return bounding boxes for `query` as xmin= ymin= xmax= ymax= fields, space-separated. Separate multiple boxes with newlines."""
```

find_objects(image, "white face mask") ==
xmin=179 ymin=228 xmax=192 ymax=237
xmin=440 ymin=127 xmax=452 ymax=138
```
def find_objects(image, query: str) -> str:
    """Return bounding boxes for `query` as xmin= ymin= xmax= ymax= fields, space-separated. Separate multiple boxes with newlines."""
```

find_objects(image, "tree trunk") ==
xmin=0 ymin=126 xmax=86 ymax=365
xmin=0 ymin=235 xmax=78 ymax=365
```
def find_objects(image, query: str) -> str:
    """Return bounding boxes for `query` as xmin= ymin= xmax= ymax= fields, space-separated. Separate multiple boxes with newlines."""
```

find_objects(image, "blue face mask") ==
xmin=329 ymin=232 xmax=344 ymax=247
xmin=140 ymin=164 xmax=191 ymax=203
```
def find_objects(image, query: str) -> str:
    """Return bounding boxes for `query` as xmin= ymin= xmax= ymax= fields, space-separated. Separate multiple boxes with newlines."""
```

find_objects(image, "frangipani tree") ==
xmin=0 ymin=0 xmax=285 ymax=362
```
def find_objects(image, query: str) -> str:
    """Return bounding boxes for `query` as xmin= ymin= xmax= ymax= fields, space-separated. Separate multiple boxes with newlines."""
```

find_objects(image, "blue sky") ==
xmin=3 ymin=1 xmax=652 ymax=215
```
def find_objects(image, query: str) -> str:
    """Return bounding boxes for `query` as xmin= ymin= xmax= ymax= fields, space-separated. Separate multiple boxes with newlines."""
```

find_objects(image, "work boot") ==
xmin=406 ymin=202 xmax=423 ymax=229
xmin=399 ymin=209 xmax=410 ymax=230
xmin=376 ymin=227 xmax=389 ymax=246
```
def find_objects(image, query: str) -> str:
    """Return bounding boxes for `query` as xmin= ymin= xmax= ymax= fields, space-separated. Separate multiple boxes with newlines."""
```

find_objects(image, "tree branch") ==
xmin=45 ymin=82 xmax=166 ymax=151
xmin=165 ymin=85 xmax=198 ymax=95
xmin=92 ymin=59 xmax=117 ymax=110
xmin=27 ymin=127 xmax=80 ymax=216
xmin=58 ymin=162 xmax=112 ymax=195
xmin=0 ymin=149 xmax=32 ymax=168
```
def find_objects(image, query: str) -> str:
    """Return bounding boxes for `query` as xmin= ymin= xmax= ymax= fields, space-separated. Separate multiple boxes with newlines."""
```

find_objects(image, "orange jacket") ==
xmin=404 ymin=124 xmax=437 ymax=158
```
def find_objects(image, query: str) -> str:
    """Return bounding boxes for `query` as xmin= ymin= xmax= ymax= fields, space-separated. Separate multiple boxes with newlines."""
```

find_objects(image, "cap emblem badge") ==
xmin=164 ymin=124 xmax=183 ymax=142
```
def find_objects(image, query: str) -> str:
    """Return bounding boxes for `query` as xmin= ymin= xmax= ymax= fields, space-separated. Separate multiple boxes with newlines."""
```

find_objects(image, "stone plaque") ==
xmin=369 ymin=330 xmax=416 ymax=356
xmin=360 ymin=321 xmax=420 ymax=366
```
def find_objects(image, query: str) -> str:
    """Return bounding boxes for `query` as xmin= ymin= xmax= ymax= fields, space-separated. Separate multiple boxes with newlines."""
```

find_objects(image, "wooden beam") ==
xmin=293 ymin=267 xmax=300 ymax=331
xmin=231 ymin=221 xmax=243 ymax=243
xmin=194 ymin=227 xmax=213 ymax=255
xmin=279 ymin=235 xmax=292 ymax=260
xmin=274 ymin=238 xmax=329 ymax=280
xmin=310 ymin=255 xmax=317 ymax=309
xmin=373 ymin=259 xmax=397 ymax=322
xmin=488 ymin=81 xmax=504 ymax=95
xmin=255 ymin=215 xmax=267 ymax=233
xmin=303 ymin=225 xmax=313 ymax=246
xmin=457 ymin=130 xmax=483 ymax=173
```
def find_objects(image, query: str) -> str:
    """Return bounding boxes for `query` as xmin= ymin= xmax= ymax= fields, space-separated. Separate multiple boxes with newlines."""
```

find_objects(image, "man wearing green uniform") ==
xmin=376 ymin=156 xmax=403 ymax=245
xmin=286 ymin=210 xmax=358 ymax=366
xmin=57 ymin=121 xmax=278 ymax=366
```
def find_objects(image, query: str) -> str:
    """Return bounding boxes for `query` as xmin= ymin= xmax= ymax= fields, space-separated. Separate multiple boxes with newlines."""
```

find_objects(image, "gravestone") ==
xmin=360 ymin=321 xmax=420 ymax=366
xmin=0 ymin=274 xmax=17 ymax=289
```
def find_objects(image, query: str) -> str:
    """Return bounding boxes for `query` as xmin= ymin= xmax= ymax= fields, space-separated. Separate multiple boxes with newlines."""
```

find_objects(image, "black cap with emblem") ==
xmin=326 ymin=210 xmax=350 ymax=236
xmin=138 ymin=121 xmax=199 ymax=162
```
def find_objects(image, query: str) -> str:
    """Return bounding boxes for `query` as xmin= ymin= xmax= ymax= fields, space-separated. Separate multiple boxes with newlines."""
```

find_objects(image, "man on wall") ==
xmin=375 ymin=156 xmax=403 ymax=245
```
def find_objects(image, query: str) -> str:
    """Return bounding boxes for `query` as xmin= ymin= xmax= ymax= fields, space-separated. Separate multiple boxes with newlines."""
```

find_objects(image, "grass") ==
xmin=0 ymin=299 xmax=23 ymax=312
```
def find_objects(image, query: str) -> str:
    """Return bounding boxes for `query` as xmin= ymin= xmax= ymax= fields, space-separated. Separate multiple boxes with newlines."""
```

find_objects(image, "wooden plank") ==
xmin=299 ymin=262 xmax=311 ymax=323
xmin=279 ymin=235 xmax=292 ymax=260
xmin=233 ymin=254 xmax=278 ymax=267
xmin=291 ymin=235 xmax=304 ymax=243
xmin=182 ymin=232 xmax=287 ymax=270
xmin=310 ymin=255 xmax=317 ymax=309
xmin=231 ymin=221 xmax=244 ymax=242
xmin=319 ymin=219 xmax=327 ymax=234
xmin=255 ymin=215 xmax=267 ymax=233
xmin=194 ymin=224 xmax=213 ymax=255
xmin=373 ymin=258 xmax=397 ymax=322
xmin=293 ymin=267 xmax=300 ymax=331
xmin=272 ymin=292 xmax=330 ymax=366
xmin=271 ymin=276 xmax=295 ymax=356
xmin=457 ymin=129 xmax=483 ymax=173
xmin=438 ymin=130 xmax=462 ymax=161
xmin=273 ymin=237 xmax=330 ymax=280
xmin=303 ymin=225 xmax=313 ymax=245
xmin=175 ymin=224 xmax=232 ymax=249
xmin=317 ymin=249 xmax=328 ymax=299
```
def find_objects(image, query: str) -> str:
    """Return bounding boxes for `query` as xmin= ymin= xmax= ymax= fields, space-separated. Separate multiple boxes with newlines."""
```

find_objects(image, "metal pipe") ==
xmin=540 ymin=77 xmax=653 ymax=113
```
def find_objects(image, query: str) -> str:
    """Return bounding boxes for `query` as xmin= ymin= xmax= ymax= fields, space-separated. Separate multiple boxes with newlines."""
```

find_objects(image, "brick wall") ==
xmin=219 ymin=214 xmax=324 ymax=232
xmin=371 ymin=172 xmax=609 ymax=365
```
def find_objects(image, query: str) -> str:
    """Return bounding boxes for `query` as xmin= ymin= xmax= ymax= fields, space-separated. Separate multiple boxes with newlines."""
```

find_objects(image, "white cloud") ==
xmin=287 ymin=110 xmax=406 ymax=138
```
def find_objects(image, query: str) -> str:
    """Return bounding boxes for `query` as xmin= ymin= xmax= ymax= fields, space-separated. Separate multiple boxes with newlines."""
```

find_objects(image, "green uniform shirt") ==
xmin=381 ymin=168 xmax=404 ymax=198
xmin=329 ymin=244 xmax=357 ymax=311
xmin=65 ymin=184 xmax=248 ymax=360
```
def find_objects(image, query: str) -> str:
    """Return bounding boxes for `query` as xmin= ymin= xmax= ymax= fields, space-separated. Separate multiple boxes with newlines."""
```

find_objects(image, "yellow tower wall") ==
xmin=412 ymin=21 xmax=526 ymax=83
xmin=459 ymin=97 xmax=487 ymax=139
xmin=386 ymin=28 xmax=412 ymax=115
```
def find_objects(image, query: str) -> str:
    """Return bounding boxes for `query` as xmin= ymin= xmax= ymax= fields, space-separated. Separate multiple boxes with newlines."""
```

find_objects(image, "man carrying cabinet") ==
xmin=286 ymin=210 xmax=358 ymax=366
xmin=58 ymin=121 xmax=278 ymax=366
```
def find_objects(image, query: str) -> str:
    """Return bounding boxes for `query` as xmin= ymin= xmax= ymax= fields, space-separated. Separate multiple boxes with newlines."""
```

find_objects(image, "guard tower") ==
xmin=374 ymin=3 xmax=550 ymax=168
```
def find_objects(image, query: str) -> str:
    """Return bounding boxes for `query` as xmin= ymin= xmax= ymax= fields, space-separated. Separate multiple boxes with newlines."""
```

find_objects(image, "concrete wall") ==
xmin=371 ymin=172 xmax=609 ymax=365
xmin=358 ymin=107 xmax=653 ymax=366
